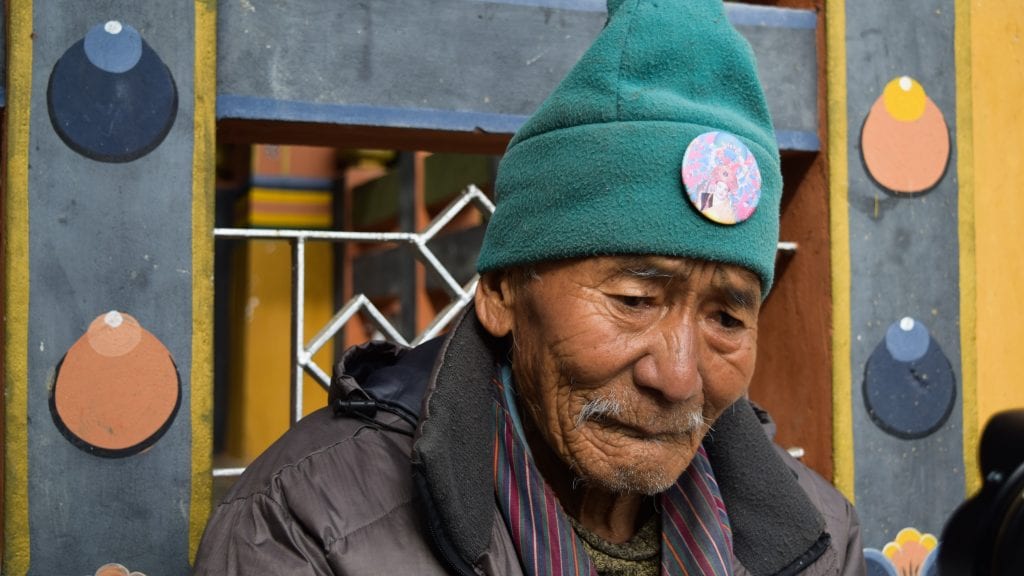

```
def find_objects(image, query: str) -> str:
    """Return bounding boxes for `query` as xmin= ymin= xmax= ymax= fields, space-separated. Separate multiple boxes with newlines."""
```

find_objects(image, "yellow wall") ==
xmin=225 ymin=239 xmax=332 ymax=461
xmin=971 ymin=1 xmax=1024 ymax=435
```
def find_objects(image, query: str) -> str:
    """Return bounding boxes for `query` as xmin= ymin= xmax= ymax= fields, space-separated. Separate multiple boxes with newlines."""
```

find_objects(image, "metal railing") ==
xmin=213 ymin=184 xmax=495 ymax=478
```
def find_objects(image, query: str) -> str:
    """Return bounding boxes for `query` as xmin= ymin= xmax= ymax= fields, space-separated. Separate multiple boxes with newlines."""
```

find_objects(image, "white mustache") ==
xmin=575 ymin=397 xmax=622 ymax=428
xmin=574 ymin=396 xmax=708 ymax=434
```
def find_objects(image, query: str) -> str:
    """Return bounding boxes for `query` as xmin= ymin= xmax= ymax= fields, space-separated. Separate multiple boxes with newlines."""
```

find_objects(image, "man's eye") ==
xmin=717 ymin=311 xmax=744 ymax=329
xmin=614 ymin=295 xmax=651 ymax=309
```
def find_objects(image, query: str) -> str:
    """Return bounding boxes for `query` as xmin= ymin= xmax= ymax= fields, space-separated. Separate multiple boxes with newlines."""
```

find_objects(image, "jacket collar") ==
xmin=705 ymin=401 xmax=830 ymax=574
xmin=411 ymin=307 xmax=501 ymax=576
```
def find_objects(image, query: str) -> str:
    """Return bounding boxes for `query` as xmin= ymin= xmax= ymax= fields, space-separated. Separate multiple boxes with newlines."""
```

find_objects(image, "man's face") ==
xmin=479 ymin=255 xmax=761 ymax=495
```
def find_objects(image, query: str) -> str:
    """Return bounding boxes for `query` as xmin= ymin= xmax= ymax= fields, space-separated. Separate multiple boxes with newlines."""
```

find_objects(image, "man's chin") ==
xmin=579 ymin=459 xmax=686 ymax=496
xmin=564 ymin=421 xmax=706 ymax=495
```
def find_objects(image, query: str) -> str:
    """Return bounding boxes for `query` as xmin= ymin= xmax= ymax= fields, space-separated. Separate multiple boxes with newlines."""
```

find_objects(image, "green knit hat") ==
xmin=476 ymin=0 xmax=782 ymax=293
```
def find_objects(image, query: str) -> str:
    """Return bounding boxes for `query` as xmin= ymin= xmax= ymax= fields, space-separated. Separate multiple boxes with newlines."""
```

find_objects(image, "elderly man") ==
xmin=195 ymin=0 xmax=863 ymax=574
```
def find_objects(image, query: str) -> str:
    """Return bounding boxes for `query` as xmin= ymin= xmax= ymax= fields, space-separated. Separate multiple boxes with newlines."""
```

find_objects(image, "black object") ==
xmin=939 ymin=409 xmax=1024 ymax=575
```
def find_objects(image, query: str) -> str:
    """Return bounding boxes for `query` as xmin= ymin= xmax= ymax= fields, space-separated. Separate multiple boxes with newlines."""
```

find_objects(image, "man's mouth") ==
xmin=591 ymin=418 xmax=697 ymax=441
xmin=574 ymin=395 xmax=708 ymax=440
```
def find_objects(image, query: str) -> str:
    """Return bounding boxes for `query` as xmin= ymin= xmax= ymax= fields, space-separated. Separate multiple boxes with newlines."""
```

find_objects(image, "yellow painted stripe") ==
xmin=250 ymin=188 xmax=333 ymax=206
xmin=955 ymin=0 xmax=980 ymax=496
xmin=4 ymin=2 xmax=33 ymax=573
xmin=826 ymin=0 xmax=855 ymax=503
xmin=249 ymin=213 xmax=334 ymax=229
xmin=245 ymin=188 xmax=333 ymax=228
xmin=190 ymin=0 xmax=217 ymax=562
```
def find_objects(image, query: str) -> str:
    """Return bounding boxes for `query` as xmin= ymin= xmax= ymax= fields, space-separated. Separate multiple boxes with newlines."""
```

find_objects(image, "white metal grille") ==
xmin=213 ymin=184 xmax=495 ymax=477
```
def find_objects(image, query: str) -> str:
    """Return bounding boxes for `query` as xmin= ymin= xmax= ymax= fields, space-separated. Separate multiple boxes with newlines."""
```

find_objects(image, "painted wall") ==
xmin=970 ymin=0 xmax=1024 ymax=438
xmin=3 ymin=2 xmax=215 ymax=574
xmin=828 ymin=0 xmax=1024 ymax=572
xmin=849 ymin=0 xmax=964 ymax=550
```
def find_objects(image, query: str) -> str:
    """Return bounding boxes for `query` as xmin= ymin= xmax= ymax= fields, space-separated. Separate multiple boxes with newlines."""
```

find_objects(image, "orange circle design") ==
xmin=52 ymin=311 xmax=180 ymax=456
xmin=861 ymin=94 xmax=950 ymax=194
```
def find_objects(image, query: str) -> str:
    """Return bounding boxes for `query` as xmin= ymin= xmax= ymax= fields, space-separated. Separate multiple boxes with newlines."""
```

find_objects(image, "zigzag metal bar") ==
xmin=306 ymin=294 xmax=372 ymax=359
xmin=472 ymin=191 xmax=497 ymax=214
xmin=412 ymin=277 xmax=479 ymax=346
xmin=415 ymin=239 xmax=466 ymax=298
xmin=361 ymin=297 xmax=410 ymax=346
xmin=302 ymin=294 xmax=411 ymax=393
xmin=420 ymin=184 xmax=494 ymax=241
xmin=415 ymin=184 xmax=493 ymax=299
xmin=301 ymin=359 xmax=332 ymax=391
xmin=212 ymin=184 xmax=491 ymax=439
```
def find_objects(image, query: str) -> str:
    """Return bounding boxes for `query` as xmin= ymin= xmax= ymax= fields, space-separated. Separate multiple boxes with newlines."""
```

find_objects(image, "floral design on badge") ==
xmin=95 ymin=563 xmax=146 ymax=576
xmin=681 ymin=131 xmax=762 ymax=225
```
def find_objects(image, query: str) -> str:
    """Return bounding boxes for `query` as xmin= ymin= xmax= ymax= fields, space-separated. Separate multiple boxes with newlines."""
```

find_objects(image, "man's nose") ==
xmin=632 ymin=317 xmax=702 ymax=403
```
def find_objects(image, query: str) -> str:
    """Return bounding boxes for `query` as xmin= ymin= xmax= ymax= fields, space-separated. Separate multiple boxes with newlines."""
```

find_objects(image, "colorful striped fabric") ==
xmin=492 ymin=367 xmax=734 ymax=576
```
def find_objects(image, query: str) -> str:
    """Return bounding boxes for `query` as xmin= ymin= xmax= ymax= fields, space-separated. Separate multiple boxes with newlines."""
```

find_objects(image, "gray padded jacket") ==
xmin=193 ymin=309 xmax=866 ymax=575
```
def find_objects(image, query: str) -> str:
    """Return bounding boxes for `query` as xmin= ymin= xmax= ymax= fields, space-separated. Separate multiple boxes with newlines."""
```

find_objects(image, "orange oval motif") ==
xmin=51 ymin=311 xmax=179 ymax=457
xmin=861 ymin=78 xmax=950 ymax=195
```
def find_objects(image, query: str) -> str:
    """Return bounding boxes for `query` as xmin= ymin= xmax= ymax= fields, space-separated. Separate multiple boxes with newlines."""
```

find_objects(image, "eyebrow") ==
xmin=608 ymin=258 xmax=760 ymax=309
xmin=614 ymin=257 xmax=690 ymax=281
xmin=621 ymin=265 xmax=675 ymax=280
xmin=712 ymin=268 xmax=760 ymax=311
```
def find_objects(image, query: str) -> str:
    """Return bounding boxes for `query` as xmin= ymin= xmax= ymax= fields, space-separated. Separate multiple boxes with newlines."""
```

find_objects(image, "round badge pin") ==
xmin=681 ymin=131 xmax=762 ymax=225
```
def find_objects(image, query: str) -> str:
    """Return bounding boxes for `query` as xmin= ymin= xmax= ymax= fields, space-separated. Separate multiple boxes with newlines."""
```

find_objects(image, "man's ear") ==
xmin=474 ymin=271 xmax=517 ymax=338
